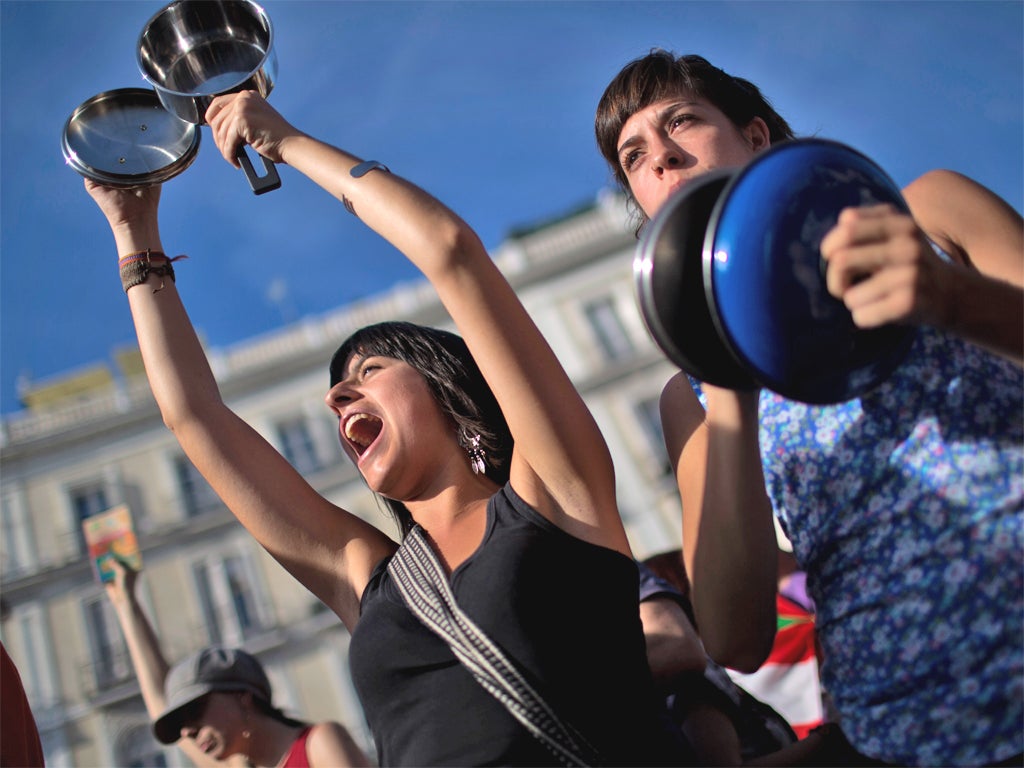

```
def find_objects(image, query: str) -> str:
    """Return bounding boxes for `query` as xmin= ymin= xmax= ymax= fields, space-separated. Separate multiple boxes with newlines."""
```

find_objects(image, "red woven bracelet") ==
xmin=118 ymin=249 xmax=187 ymax=293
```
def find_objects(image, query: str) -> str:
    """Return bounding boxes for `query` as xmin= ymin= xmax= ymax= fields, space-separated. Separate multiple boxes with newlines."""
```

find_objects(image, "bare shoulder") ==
xmin=903 ymin=169 xmax=1023 ymax=280
xmin=306 ymin=720 xmax=372 ymax=768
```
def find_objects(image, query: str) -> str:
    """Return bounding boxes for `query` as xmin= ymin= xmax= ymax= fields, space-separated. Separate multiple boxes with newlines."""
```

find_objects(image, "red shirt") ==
xmin=281 ymin=726 xmax=313 ymax=768
xmin=1 ymin=643 xmax=45 ymax=767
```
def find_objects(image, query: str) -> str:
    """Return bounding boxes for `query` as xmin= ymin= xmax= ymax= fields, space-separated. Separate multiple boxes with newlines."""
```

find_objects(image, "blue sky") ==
xmin=2 ymin=0 xmax=1021 ymax=415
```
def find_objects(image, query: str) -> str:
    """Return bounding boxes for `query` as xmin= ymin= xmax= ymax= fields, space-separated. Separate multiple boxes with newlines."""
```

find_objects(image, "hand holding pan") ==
xmin=634 ymin=138 xmax=916 ymax=405
xmin=137 ymin=0 xmax=281 ymax=195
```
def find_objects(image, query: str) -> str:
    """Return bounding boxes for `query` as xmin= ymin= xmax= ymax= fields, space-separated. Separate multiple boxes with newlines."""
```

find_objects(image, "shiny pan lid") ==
xmin=62 ymin=87 xmax=200 ymax=187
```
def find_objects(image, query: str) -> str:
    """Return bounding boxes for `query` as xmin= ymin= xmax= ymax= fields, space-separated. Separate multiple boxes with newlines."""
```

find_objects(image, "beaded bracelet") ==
xmin=118 ymin=250 xmax=187 ymax=293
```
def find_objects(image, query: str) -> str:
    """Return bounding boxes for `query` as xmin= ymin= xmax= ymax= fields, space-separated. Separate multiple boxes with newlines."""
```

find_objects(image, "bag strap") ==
xmin=387 ymin=525 xmax=599 ymax=767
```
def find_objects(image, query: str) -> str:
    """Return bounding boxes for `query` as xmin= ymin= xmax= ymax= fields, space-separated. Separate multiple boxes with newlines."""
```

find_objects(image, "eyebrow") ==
xmin=342 ymin=353 xmax=370 ymax=381
xmin=617 ymin=134 xmax=644 ymax=158
xmin=616 ymin=101 xmax=699 ymax=157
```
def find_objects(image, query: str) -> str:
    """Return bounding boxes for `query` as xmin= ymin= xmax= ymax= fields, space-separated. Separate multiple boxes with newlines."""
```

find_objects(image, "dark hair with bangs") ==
xmin=595 ymin=50 xmax=796 ymax=231
xmin=329 ymin=321 xmax=513 ymax=536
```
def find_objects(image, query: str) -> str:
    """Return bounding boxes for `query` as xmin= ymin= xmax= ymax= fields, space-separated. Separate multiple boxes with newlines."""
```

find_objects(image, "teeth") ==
xmin=344 ymin=413 xmax=376 ymax=447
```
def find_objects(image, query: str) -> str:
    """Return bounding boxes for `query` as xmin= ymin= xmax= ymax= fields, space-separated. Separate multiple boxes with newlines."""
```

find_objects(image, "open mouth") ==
xmin=343 ymin=412 xmax=383 ymax=456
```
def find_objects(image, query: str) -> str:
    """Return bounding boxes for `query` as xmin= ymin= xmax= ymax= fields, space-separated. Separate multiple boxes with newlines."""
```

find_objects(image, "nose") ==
xmin=324 ymin=379 xmax=360 ymax=410
xmin=651 ymin=138 xmax=684 ymax=175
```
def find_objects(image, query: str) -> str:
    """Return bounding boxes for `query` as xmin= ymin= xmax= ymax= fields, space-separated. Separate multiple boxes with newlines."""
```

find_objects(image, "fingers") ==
xmin=820 ymin=205 xmax=937 ymax=318
xmin=104 ymin=558 xmax=127 ymax=597
xmin=820 ymin=213 xmax=952 ymax=327
xmin=820 ymin=204 xmax=901 ymax=251
xmin=205 ymin=94 xmax=244 ymax=168
xmin=821 ymin=204 xmax=917 ymax=260
xmin=83 ymin=178 xmax=162 ymax=231
xmin=203 ymin=93 xmax=229 ymax=125
xmin=205 ymin=91 xmax=292 ymax=168
xmin=824 ymin=235 xmax=921 ymax=297
xmin=837 ymin=264 xmax=920 ymax=328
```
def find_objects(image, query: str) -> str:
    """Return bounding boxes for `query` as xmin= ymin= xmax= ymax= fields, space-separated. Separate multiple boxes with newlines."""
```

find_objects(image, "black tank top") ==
xmin=349 ymin=484 xmax=690 ymax=766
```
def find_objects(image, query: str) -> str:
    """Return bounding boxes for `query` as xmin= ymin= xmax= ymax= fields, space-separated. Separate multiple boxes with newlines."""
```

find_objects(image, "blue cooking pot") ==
xmin=635 ymin=138 xmax=916 ymax=404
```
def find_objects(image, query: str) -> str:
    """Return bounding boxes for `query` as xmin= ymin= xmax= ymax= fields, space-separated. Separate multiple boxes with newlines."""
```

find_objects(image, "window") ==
xmin=192 ymin=554 xmax=265 ymax=646
xmin=583 ymin=296 xmax=634 ymax=362
xmin=635 ymin=396 xmax=672 ymax=476
xmin=70 ymin=483 xmax=110 ymax=554
xmin=14 ymin=609 xmax=60 ymax=711
xmin=173 ymin=455 xmax=220 ymax=517
xmin=275 ymin=416 xmax=323 ymax=475
xmin=1 ymin=493 xmax=33 ymax=576
xmin=118 ymin=724 xmax=169 ymax=768
xmin=83 ymin=595 xmax=130 ymax=691
xmin=8 ymin=613 xmax=71 ymax=768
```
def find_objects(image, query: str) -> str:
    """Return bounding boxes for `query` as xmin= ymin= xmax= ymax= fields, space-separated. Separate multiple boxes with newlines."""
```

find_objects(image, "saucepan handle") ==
xmin=237 ymin=145 xmax=281 ymax=195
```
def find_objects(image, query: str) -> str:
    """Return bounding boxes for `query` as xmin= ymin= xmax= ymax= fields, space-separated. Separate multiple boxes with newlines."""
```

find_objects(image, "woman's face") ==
xmin=325 ymin=354 xmax=459 ymax=499
xmin=616 ymin=95 xmax=770 ymax=220
xmin=178 ymin=692 xmax=248 ymax=759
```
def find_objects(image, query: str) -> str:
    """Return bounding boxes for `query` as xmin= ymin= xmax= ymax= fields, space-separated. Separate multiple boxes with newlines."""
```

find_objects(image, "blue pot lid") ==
xmin=703 ymin=138 xmax=916 ymax=404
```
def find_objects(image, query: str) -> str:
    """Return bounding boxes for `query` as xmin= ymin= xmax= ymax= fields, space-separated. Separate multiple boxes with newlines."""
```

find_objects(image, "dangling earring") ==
xmin=467 ymin=434 xmax=487 ymax=475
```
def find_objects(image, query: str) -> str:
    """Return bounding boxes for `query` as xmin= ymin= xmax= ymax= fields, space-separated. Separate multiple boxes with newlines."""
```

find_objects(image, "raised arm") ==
xmin=104 ymin=560 xmax=240 ymax=768
xmin=822 ymin=169 xmax=1023 ymax=363
xmin=205 ymin=93 xmax=627 ymax=555
xmin=660 ymin=375 xmax=778 ymax=671
xmin=85 ymin=181 xmax=392 ymax=631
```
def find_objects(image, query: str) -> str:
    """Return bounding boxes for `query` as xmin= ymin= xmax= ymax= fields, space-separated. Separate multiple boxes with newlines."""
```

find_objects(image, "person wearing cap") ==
xmin=105 ymin=559 xmax=370 ymax=768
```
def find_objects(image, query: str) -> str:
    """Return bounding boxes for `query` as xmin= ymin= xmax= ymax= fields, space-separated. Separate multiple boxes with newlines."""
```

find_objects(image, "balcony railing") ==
xmin=79 ymin=647 xmax=136 ymax=698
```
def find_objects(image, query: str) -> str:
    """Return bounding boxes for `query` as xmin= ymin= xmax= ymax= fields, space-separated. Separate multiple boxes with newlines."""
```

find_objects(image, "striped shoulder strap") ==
xmin=387 ymin=525 xmax=599 ymax=767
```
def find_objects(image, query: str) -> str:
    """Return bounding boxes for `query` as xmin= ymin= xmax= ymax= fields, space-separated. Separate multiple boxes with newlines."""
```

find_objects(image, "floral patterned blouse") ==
xmin=755 ymin=327 xmax=1023 ymax=765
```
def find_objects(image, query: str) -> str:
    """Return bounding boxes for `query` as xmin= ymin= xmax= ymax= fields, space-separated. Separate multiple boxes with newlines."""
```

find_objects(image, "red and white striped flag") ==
xmin=727 ymin=593 xmax=824 ymax=739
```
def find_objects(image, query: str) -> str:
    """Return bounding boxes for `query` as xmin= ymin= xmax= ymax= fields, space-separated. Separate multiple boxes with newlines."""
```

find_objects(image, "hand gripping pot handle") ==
xmin=137 ymin=0 xmax=282 ymax=194
xmin=236 ymin=145 xmax=281 ymax=194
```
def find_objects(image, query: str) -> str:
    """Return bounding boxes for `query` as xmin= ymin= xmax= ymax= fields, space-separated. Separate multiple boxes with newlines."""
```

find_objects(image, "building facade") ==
xmin=0 ymin=192 xmax=685 ymax=767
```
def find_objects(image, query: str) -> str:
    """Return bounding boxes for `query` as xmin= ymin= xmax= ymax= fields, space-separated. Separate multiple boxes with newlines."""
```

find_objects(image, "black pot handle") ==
xmin=237 ymin=145 xmax=281 ymax=195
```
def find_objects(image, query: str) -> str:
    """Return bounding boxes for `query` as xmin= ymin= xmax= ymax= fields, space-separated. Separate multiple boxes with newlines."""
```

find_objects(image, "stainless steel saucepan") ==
xmin=137 ymin=0 xmax=281 ymax=194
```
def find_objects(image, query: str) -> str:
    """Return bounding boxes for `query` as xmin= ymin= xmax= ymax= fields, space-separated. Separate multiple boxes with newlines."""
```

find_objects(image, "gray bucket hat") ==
xmin=153 ymin=646 xmax=272 ymax=744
